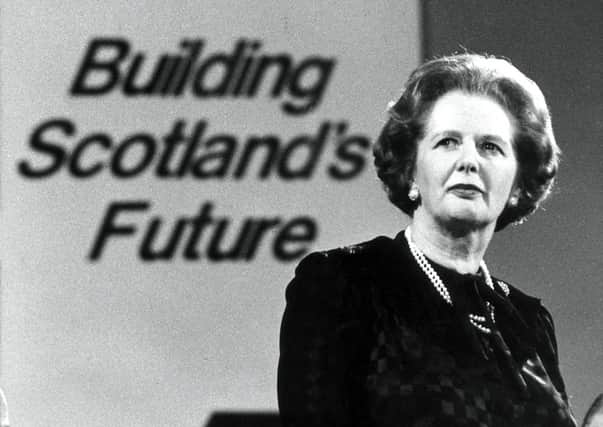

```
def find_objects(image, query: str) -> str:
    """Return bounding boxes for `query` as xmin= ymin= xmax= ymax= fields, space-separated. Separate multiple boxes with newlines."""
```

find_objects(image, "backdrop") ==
xmin=0 ymin=1 xmax=419 ymax=426
xmin=3 ymin=1 xmax=601 ymax=426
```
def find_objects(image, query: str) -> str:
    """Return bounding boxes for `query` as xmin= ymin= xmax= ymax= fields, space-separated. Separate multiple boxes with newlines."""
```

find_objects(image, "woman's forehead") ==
xmin=423 ymin=91 xmax=515 ymax=142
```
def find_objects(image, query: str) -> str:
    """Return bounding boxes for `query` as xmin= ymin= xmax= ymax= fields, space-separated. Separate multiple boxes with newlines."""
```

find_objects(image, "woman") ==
xmin=277 ymin=53 xmax=576 ymax=427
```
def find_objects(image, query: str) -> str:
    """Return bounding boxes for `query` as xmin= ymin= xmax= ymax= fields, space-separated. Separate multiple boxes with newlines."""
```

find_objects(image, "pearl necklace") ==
xmin=404 ymin=227 xmax=501 ymax=334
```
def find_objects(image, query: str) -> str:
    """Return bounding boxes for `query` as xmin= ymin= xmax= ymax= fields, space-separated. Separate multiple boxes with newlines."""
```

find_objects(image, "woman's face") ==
xmin=413 ymin=90 xmax=518 ymax=230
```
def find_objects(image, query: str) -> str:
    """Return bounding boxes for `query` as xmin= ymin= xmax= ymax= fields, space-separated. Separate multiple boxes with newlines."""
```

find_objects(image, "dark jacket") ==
xmin=278 ymin=232 xmax=576 ymax=427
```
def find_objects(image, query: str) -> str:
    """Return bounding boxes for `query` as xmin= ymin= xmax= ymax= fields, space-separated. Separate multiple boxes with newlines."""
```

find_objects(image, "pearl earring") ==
xmin=508 ymin=194 xmax=519 ymax=207
xmin=408 ymin=183 xmax=419 ymax=201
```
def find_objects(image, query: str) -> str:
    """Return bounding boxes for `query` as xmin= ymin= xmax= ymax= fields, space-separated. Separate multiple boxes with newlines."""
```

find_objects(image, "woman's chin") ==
xmin=416 ymin=200 xmax=500 ymax=232
xmin=436 ymin=208 xmax=492 ymax=232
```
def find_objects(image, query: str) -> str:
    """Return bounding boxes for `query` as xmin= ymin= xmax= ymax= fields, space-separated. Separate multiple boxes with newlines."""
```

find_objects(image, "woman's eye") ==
xmin=481 ymin=141 xmax=503 ymax=154
xmin=436 ymin=137 xmax=458 ymax=148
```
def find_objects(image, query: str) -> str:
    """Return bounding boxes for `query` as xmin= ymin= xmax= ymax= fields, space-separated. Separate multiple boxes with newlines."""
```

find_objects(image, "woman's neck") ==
xmin=409 ymin=213 xmax=495 ymax=274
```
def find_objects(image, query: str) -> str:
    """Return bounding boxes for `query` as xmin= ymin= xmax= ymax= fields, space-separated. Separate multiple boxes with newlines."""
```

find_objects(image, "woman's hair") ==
xmin=373 ymin=53 xmax=559 ymax=231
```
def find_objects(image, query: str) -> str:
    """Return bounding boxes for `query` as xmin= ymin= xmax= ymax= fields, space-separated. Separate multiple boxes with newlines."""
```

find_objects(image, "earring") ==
xmin=408 ymin=183 xmax=419 ymax=201
xmin=508 ymin=194 xmax=519 ymax=207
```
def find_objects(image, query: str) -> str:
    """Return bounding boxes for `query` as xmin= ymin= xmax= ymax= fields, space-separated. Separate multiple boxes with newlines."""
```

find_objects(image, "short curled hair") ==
xmin=373 ymin=53 xmax=559 ymax=231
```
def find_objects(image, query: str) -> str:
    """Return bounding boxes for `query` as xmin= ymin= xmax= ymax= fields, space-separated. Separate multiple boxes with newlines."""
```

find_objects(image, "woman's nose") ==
xmin=456 ymin=140 xmax=479 ymax=173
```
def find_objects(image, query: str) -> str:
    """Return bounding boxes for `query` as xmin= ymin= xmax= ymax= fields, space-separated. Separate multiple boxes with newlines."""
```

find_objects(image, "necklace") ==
xmin=404 ymin=227 xmax=500 ymax=334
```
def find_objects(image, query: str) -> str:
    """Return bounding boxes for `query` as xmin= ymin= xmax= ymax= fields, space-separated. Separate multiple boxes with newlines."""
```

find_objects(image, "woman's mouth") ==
xmin=448 ymin=184 xmax=483 ymax=197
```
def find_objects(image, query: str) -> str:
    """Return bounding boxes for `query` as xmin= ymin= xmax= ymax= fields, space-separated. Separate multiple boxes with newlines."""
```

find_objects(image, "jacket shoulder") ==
xmin=493 ymin=277 xmax=568 ymax=398
xmin=492 ymin=278 xmax=559 ymax=352
xmin=286 ymin=235 xmax=393 ymax=306
xmin=295 ymin=235 xmax=393 ymax=277
xmin=490 ymin=275 xmax=541 ymax=305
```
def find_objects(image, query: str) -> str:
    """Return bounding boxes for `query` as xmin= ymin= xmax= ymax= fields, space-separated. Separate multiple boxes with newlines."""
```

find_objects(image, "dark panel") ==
xmin=422 ymin=0 xmax=603 ymax=423
xmin=204 ymin=412 xmax=280 ymax=427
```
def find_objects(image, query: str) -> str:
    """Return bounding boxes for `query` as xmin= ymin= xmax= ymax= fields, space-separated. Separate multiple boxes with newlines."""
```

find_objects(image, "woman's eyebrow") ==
xmin=429 ymin=130 xmax=511 ymax=145
xmin=429 ymin=130 xmax=462 ymax=141
xmin=478 ymin=134 xmax=512 ymax=145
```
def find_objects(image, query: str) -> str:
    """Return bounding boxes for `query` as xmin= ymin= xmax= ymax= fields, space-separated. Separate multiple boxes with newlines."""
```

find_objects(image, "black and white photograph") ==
xmin=0 ymin=1 xmax=601 ymax=426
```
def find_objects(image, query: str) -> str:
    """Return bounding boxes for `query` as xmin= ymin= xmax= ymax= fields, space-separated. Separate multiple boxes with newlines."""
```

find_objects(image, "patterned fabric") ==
xmin=278 ymin=232 xmax=577 ymax=427
xmin=365 ymin=317 xmax=573 ymax=426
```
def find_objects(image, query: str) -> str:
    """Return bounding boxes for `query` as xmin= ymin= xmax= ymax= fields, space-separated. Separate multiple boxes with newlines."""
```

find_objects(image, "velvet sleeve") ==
xmin=277 ymin=251 xmax=364 ymax=427
xmin=533 ymin=302 xmax=570 ymax=403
